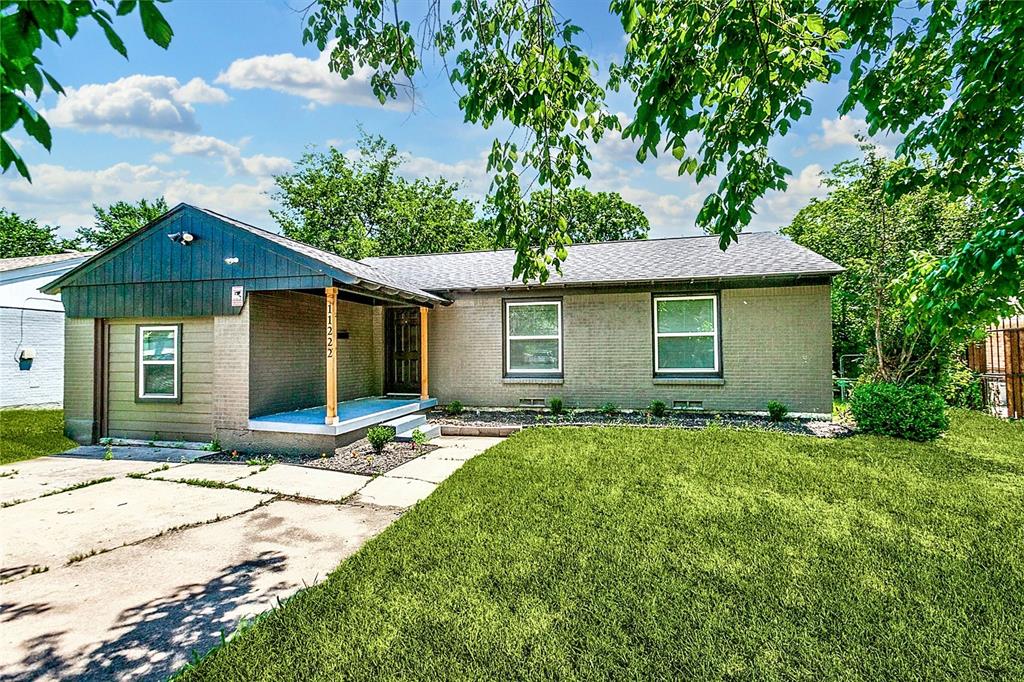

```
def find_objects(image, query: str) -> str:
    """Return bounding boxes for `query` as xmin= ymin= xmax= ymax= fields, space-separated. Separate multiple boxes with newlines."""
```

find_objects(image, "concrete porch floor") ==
xmin=247 ymin=396 xmax=438 ymax=436
xmin=0 ymin=435 xmax=504 ymax=681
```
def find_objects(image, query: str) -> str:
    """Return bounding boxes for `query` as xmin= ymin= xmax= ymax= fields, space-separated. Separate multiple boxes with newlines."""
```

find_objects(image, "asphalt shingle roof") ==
xmin=0 ymin=251 xmax=98 ymax=273
xmin=362 ymin=232 xmax=843 ymax=292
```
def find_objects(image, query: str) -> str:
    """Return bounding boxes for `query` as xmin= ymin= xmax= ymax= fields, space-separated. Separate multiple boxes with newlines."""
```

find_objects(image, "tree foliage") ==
xmin=76 ymin=196 xmax=169 ymax=248
xmin=303 ymin=0 xmax=1023 ymax=333
xmin=783 ymin=149 xmax=976 ymax=384
xmin=0 ymin=207 xmax=71 ymax=258
xmin=484 ymin=187 xmax=649 ymax=246
xmin=1 ymin=0 xmax=174 ymax=181
xmin=271 ymin=133 xmax=491 ymax=259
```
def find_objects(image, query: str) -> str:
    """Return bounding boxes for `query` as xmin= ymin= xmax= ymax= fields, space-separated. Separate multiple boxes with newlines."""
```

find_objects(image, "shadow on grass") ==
xmin=3 ymin=551 xmax=290 ymax=681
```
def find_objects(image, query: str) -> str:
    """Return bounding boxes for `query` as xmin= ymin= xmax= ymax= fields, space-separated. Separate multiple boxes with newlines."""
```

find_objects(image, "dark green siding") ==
xmin=57 ymin=206 xmax=338 ymax=318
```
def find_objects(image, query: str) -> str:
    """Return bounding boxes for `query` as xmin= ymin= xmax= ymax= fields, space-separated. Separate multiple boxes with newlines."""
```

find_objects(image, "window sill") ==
xmin=503 ymin=377 xmax=564 ymax=385
xmin=652 ymin=377 xmax=725 ymax=386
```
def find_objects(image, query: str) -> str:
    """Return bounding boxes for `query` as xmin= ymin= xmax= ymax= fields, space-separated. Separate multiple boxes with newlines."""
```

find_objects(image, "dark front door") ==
xmin=385 ymin=307 xmax=420 ymax=394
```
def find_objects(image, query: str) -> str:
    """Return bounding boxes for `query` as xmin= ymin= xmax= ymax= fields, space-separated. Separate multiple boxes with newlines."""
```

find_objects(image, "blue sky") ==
xmin=0 ymin=1 xmax=897 ymax=240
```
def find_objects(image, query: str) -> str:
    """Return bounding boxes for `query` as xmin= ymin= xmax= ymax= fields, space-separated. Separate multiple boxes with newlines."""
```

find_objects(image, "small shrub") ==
xmin=445 ymin=400 xmax=464 ymax=417
xmin=766 ymin=400 xmax=788 ymax=422
xmin=648 ymin=400 xmax=667 ymax=418
xmin=411 ymin=428 xmax=428 ymax=448
xmin=850 ymin=381 xmax=949 ymax=442
xmin=204 ymin=439 xmax=221 ymax=452
xmin=366 ymin=426 xmax=395 ymax=454
xmin=549 ymin=397 xmax=564 ymax=415
xmin=599 ymin=402 xmax=618 ymax=416
xmin=103 ymin=445 xmax=113 ymax=461
xmin=940 ymin=361 xmax=984 ymax=410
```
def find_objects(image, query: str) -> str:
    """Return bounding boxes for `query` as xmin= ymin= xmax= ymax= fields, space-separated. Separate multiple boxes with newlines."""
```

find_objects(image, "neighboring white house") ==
xmin=0 ymin=252 xmax=97 ymax=408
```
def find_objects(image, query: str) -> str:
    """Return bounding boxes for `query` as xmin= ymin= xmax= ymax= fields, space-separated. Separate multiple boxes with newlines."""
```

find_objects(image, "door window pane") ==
xmin=657 ymin=336 xmax=716 ymax=370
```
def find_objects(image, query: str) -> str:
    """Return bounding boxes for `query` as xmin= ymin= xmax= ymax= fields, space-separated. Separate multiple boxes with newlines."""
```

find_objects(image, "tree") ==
xmin=0 ymin=208 xmax=71 ymax=258
xmin=484 ymin=188 xmax=649 ymax=246
xmin=783 ymin=148 xmax=976 ymax=385
xmin=1 ymin=0 xmax=174 ymax=181
xmin=272 ymin=133 xmax=492 ymax=259
xmin=76 ymin=197 xmax=169 ymax=249
xmin=302 ymin=0 xmax=1023 ymax=333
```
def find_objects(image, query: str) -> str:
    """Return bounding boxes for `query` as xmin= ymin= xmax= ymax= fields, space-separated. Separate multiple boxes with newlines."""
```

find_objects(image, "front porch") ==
xmin=249 ymin=396 xmax=438 ymax=436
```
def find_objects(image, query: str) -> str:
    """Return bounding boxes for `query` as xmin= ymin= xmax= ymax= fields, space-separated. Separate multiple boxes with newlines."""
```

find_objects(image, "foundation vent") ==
xmin=673 ymin=400 xmax=704 ymax=411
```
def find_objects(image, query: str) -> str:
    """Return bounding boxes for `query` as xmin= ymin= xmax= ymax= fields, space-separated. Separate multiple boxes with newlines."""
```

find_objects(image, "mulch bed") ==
xmin=431 ymin=409 xmax=854 ymax=438
xmin=201 ymin=439 xmax=439 ymax=475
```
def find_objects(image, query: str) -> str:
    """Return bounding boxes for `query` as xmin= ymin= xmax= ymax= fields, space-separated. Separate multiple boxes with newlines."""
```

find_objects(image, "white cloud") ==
xmin=0 ymin=162 xmax=276 ymax=237
xmin=167 ymin=133 xmax=291 ymax=177
xmin=399 ymin=150 xmax=491 ymax=197
xmin=750 ymin=163 xmax=827 ymax=229
xmin=46 ymin=75 xmax=228 ymax=137
xmin=217 ymin=44 xmax=406 ymax=110
xmin=810 ymin=115 xmax=900 ymax=157
xmin=150 ymin=153 xmax=172 ymax=164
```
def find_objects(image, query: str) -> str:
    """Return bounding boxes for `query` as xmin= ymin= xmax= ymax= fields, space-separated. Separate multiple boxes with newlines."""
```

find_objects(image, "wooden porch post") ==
xmin=420 ymin=306 xmax=429 ymax=400
xmin=325 ymin=287 xmax=338 ymax=424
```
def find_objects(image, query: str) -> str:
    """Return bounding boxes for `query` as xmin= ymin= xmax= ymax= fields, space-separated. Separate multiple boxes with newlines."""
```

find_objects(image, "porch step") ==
xmin=395 ymin=423 xmax=441 ymax=443
xmin=383 ymin=413 xmax=427 ymax=433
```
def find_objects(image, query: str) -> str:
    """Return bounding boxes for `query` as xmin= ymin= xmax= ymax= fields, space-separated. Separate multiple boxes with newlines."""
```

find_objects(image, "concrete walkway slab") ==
xmin=0 ymin=478 xmax=270 ymax=581
xmin=351 ymin=476 xmax=437 ymax=509
xmin=241 ymin=465 xmax=369 ymax=502
xmin=423 ymin=436 xmax=506 ymax=460
xmin=0 ymin=499 xmax=399 ymax=682
xmin=147 ymin=462 xmax=259 ymax=484
xmin=57 ymin=445 xmax=203 ymax=463
xmin=385 ymin=457 xmax=465 ymax=484
xmin=0 ymin=458 xmax=170 ymax=506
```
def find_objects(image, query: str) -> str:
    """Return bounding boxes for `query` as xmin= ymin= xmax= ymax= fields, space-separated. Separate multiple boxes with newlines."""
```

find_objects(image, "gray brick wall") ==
xmin=1 ymin=308 xmax=65 ymax=408
xmin=213 ymin=305 xmax=250 ymax=433
xmin=427 ymin=285 xmax=833 ymax=414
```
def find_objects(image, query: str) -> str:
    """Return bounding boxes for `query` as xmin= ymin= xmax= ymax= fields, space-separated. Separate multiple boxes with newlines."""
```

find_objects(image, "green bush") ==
xmin=549 ymin=397 xmax=564 ymax=415
xmin=445 ymin=401 xmax=464 ymax=417
xmin=599 ymin=402 xmax=618 ymax=416
xmin=766 ymin=400 xmax=788 ymax=422
xmin=366 ymin=426 xmax=395 ymax=454
xmin=850 ymin=381 xmax=949 ymax=442
xmin=648 ymin=400 xmax=667 ymax=418
xmin=940 ymin=361 xmax=984 ymax=410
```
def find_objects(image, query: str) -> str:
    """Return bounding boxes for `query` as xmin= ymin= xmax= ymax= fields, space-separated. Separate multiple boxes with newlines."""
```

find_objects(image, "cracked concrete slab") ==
xmin=147 ymin=462 xmax=260 ymax=484
xmin=0 ymin=478 xmax=271 ymax=582
xmin=420 ymin=436 xmax=506 ymax=461
xmin=241 ymin=465 xmax=369 ymax=502
xmin=0 ymin=457 xmax=177 ymax=506
xmin=384 ymin=457 xmax=465 ymax=484
xmin=350 ymin=476 xmax=437 ymax=509
xmin=0 ymin=499 xmax=399 ymax=682
xmin=57 ymin=445 xmax=203 ymax=463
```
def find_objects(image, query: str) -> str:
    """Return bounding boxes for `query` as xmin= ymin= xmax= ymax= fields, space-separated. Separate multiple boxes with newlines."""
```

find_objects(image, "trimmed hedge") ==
xmin=851 ymin=381 xmax=949 ymax=442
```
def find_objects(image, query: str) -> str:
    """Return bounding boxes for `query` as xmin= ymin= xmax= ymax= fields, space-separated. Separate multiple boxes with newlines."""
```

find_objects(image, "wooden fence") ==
xmin=967 ymin=316 xmax=1024 ymax=419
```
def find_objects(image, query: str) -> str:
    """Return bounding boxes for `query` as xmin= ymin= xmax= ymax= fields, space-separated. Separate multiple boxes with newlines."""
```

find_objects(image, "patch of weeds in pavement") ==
xmin=67 ymin=548 xmax=103 ymax=565
xmin=0 ymin=468 xmax=18 ymax=478
xmin=0 ymin=498 xmax=27 ymax=508
xmin=128 ymin=463 xmax=172 ymax=479
xmin=179 ymin=478 xmax=233 ymax=490
xmin=3 ymin=476 xmax=115 ymax=508
xmin=0 ymin=565 xmax=49 ymax=586
xmin=246 ymin=455 xmax=276 ymax=467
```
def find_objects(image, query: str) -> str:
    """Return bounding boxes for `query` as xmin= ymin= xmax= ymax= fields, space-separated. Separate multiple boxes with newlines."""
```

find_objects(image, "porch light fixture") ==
xmin=224 ymin=257 xmax=239 ymax=265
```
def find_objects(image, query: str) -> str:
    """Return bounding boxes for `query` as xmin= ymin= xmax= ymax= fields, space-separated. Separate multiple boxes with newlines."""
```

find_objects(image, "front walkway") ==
xmin=0 ymin=436 xmax=503 ymax=682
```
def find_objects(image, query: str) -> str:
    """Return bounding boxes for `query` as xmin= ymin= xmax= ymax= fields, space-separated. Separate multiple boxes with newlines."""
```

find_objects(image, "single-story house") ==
xmin=1 ymin=251 xmax=97 ymax=408
xmin=43 ymin=203 xmax=843 ymax=454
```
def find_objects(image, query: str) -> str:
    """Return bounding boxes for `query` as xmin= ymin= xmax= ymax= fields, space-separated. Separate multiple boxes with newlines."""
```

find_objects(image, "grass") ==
xmin=180 ymin=410 xmax=1018 ymax=680
xmin=0 ymin=409 xmax=76 ymax=465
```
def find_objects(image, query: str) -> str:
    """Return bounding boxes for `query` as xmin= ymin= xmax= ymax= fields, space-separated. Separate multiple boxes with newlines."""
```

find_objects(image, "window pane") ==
xmin=656 ymin=299 xmax=715 ymax=333
xmin=508 ymin=304 xmax=559 ymax=336
xmin=143 ymin=364 xmax=175 ymax=396
xmin=509 ymin=338 xmax=559 ymax=371
xmin=657 ymin=336 xmax=715 ymax=370
xmin=142 ymin=329 xmax=176 ymax=361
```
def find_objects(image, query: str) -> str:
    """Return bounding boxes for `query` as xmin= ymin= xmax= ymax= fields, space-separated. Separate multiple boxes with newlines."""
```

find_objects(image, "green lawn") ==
xmin=0 ymin=409 xmax=77 ymax=465
xmin=182 ymin=410 xmax=1023 ymax=681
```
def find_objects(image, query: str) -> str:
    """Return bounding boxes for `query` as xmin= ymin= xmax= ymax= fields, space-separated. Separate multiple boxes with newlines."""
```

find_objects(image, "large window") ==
xmin=137 ymin=325 xmax=180 ymax=400
xmin=505 ymin=300 xmax=562 ymax=375
xmin=653 ymin=295 xmax=720 ymax=374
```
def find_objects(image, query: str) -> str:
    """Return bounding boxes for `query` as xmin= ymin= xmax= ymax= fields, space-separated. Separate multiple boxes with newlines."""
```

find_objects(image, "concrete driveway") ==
xmin=0 ymin=436 xmax=502 ymax=681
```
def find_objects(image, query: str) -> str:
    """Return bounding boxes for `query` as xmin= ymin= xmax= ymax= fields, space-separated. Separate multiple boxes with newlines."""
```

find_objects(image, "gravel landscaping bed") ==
xmin=431 ymin=409 xmax=854 ymax=438
xmin=201 ymin=440 xmax=439 ymax=475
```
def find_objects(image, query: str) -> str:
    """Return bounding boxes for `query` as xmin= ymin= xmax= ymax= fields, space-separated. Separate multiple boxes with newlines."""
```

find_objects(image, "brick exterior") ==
xmin=427 ymin=284 xmax=833 ymax=415
xmin=1 ymin=308 xmax=65 ymax=408
xmin=213 ymin=302 xmax=250 ymax=436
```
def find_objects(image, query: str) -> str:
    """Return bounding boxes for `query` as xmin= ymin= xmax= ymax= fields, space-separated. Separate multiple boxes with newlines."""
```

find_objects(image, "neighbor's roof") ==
xmin=0 ymin=251 xmax=98 ymax=273
xmin=196 ymin=208 xmax=448 ymax=305
xmin=362 ymin=232 xmax=844 ymax=291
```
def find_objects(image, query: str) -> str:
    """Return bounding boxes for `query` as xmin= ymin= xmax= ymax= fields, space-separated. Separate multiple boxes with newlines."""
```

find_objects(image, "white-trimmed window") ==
xmin=138 ymin=325 xmax=180 ymax=400
xmin=653 ymin=295 xmax=719 ymax=374
xmin=505 ymin=300 xmax=562 ymax=375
